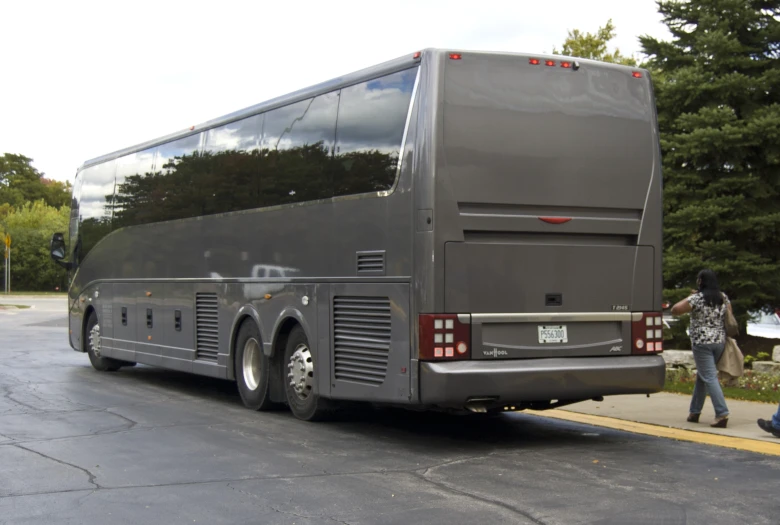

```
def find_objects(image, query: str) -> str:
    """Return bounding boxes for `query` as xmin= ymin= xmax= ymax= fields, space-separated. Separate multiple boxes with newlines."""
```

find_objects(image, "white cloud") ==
xmin=0 ymin=0 xmax=670 ymax=183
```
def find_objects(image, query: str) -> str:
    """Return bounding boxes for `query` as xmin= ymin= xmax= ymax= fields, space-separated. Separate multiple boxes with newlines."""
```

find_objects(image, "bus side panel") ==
xmin=326 ymin=282 xmax=411 ymax=403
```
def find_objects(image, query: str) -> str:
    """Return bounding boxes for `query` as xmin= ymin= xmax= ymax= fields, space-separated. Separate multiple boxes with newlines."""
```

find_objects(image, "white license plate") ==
xmin=538 ymin=325 xmax=568 ymax=343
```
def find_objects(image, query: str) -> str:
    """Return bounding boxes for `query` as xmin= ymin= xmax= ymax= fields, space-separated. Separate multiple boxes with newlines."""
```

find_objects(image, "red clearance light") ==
xmin=632 ymin=71 xmax=643 ymax=78
xmin=539 ymin=217 xmax=572 ymax=224
xmin=413 ymin=51 xmax=421 ymax=59
xmin=449 ymin=53 xmax=462 ymax=60
xmin=529 ymin=58 xmax=540 ymax=65
xmin=545 ymin=60 xmax=555 ymax=67
xmin=561 ymin=61 xmax=572 ymax=68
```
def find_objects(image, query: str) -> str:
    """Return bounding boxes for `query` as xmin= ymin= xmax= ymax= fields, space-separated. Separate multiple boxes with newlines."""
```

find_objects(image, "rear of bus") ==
xmin=416 ymin=50 xmax=665 ymax=412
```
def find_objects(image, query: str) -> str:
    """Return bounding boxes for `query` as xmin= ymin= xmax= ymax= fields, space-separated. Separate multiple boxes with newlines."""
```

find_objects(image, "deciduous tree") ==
xmin=553 ymin=19 xmax=637 ymax=65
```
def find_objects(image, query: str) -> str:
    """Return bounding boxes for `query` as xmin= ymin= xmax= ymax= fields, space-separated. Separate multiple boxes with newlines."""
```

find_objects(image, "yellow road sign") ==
xmin=3 ymin=234 xmax=9 ymax=248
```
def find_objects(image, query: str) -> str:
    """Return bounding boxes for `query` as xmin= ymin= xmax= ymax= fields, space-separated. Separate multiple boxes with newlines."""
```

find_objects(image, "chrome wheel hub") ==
xmin=242 ymin=338 xmax=262 ymax=391
xmin=89 ymin=323 xmax=102 ymax=357
xmin=288 ymin=344 xmax=313 ymax=400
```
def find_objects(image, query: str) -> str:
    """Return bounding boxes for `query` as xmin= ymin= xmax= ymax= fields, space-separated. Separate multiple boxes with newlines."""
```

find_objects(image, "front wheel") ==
xmin=85 ymin=311 xmax=125 ymax=372
xmin=283 ymin=325 xmax=335 ymax=421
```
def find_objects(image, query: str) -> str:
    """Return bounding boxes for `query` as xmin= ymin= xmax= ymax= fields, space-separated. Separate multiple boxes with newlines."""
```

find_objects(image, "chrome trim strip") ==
xmin=381 ymin=66 xmax=421 ymax=197
xmin=468 ymin=312 xmax=641 ymax=323
xmin=485 ymin=338 xmax=623 ymax=351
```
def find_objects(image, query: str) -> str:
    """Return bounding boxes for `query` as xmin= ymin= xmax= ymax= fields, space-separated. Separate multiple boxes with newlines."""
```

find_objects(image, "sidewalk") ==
xmin=559 ymin=392 xmax=779 ymax=443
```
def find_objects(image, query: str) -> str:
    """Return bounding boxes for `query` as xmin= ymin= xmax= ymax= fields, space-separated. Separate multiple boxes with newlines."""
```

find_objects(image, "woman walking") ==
xmin=671 ymin=269 xmax=732 ymax=428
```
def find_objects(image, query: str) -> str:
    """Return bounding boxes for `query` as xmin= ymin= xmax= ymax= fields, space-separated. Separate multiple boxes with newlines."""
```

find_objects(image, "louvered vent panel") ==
xmin=333 ymin=297 xmax=391 ymax=386
xmin=195 ymin=293 xmax=219 ymax=362
xmin=356 ymin=251 xmax=385 ymax=274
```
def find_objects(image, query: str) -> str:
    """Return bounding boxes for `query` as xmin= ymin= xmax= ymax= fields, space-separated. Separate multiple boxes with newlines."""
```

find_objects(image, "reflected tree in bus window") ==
xmin=112 ymin=149 xmax=156 ymax=227
xmin=152 ymin=133 xmax=204 ymax=219
xmin=202 ymin=114 xmax=263 ymax=213
xmin=113 ymin=134 xmax=204 ymax=226
xmin=77 ymin=161 xmax=116 ymax=263
xmin=260 ymin=92 xmax=338 ymax=206
xmin=333 ymin=68 xmax=416 ymax=196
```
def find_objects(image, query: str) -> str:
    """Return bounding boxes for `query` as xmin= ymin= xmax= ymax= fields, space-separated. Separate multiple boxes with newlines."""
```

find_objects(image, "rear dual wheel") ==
xmin=235 ymin=321 xmax=275 ymax=411
xmin=283 ymin=325 xmax=335 ymax=421
xmin=235 ymin=322 xmax=334 ymax=420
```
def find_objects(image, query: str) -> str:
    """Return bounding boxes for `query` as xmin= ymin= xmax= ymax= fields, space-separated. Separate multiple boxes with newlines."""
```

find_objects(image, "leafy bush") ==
xmin=0 ymin=200 xmax=70 ymax=291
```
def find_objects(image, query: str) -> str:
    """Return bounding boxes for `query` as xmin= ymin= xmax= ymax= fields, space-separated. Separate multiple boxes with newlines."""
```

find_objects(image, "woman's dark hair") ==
xmin=697 ymin=269 xmax=723 ymax=307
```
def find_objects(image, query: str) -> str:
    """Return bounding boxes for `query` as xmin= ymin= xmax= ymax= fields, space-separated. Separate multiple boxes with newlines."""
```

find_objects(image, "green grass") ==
xmin=0 ymin=304 xmax=32 ymax=309
xmin=2 ymin=291 xmax=67 ymax=296
xmin=665 ymin=369 xmax=780 ymax=404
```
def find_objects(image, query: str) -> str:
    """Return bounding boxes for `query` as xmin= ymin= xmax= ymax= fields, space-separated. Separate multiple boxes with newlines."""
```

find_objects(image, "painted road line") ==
xmin=530 ymin=409 xmax=780 ymax=457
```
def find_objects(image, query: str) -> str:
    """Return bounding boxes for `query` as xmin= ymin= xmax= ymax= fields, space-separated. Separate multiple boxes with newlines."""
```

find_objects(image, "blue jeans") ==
xmin=689 ymin=342 xmax=729 ymax=418
xmin=772 ymin=403 xmax=780 ymax=430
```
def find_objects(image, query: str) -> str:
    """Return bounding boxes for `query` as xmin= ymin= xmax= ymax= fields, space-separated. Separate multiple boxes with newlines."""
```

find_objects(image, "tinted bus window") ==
xmin=77 ymin=160 xmax=116 ymax=262
xmin=333 ymin=68 xmax=416 ymax=196
xmin=113 ymin=149 xmax=156 ymax=228
xmin=260 ymin=92 xmax=338 ymax=206
xmin=203 ymin=114 xmax=263 ymax=213
xmin=68 ymin=172 xmax=82 ymax=261
xmin=151 ymin=133 xmax=205 ymax=220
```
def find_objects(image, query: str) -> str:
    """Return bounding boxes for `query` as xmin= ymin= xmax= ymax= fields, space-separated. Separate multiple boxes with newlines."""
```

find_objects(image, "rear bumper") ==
xmin=419 ymin=355 xmax=665 ymax=406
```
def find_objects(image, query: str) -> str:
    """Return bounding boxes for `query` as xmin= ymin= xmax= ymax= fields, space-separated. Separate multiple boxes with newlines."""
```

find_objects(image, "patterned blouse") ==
xmin=687 ymin=292 xmax=730 ymax=346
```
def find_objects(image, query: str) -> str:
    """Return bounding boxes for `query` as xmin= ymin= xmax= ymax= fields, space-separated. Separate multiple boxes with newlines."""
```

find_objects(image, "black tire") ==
xmin=283 ymin=325 xmax=335 ymax=421
xmin=85 ymin=311 xmax=124 ymax=372
xmin=235 ymin=320 xmax=275 ymax=410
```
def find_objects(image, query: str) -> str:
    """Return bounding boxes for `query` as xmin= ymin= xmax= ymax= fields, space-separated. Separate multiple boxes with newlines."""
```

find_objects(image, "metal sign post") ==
xmin=4 ymin=234 xmax=10 ymax=295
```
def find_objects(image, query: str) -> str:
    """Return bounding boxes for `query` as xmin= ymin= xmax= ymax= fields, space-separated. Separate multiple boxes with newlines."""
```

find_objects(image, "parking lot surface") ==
xmin=1 ymin=297 xmax=779 ymax=524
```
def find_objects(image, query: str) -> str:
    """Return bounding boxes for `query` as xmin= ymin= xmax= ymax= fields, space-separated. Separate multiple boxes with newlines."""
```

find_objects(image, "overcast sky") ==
xmin=0 ymin=0 xmax=670 ymax=183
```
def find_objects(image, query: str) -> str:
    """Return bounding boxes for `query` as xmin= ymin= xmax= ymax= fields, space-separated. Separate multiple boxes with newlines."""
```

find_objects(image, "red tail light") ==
xmin=449 ymin=53 xmax=462 ymax=60
xmin=545 ymin=60 xmax=556 ymax=67
xmin=631 ymin=312 xmax=664 ymax=354
xmin=419 ymin=314 xmax=471 ymax=361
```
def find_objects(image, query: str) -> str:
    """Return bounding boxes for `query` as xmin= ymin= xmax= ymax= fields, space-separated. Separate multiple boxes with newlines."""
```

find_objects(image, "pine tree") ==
xmin=640 ymin=0 xmax=780 ymax=320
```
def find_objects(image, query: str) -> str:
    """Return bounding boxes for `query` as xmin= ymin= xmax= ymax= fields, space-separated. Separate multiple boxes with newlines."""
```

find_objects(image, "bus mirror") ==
xmin=50 ymin=233 xmax=73 ymax=270
xmin=50 ymin=233 xmax=66 ymax=261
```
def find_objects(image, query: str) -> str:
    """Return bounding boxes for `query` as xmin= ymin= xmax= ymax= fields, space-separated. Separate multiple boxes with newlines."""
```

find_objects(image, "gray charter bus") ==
xmin=50 ymin=49 xmax=665 ymax=421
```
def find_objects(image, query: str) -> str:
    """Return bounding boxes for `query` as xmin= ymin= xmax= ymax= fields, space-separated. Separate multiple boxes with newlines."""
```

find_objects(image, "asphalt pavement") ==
xmin=1 ymin=296 xmax=779 ymax=525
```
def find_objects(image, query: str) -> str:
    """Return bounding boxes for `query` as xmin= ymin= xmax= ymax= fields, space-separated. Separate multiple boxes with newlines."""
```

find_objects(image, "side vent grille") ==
xmin=333 ymin=297 xmax=391 ymax=386
xmin=356 ymin=251 xmax=385 ymax=275
xmin=195 ymin=293 xmax=219 ymax=362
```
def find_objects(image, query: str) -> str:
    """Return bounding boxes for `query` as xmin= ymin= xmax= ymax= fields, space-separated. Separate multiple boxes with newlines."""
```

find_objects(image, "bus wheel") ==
xmin=235 ymin=321 xmax=274 ymax=410
xmin=85 ymin=311 xmax=123 ymax=372
xmin=283 ymin=325 xmax=334 ymax=421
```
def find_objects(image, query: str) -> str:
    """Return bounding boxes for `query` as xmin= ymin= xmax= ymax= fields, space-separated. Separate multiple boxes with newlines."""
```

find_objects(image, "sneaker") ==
xmin=757 ymin=419 xmax=780 ymax=438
